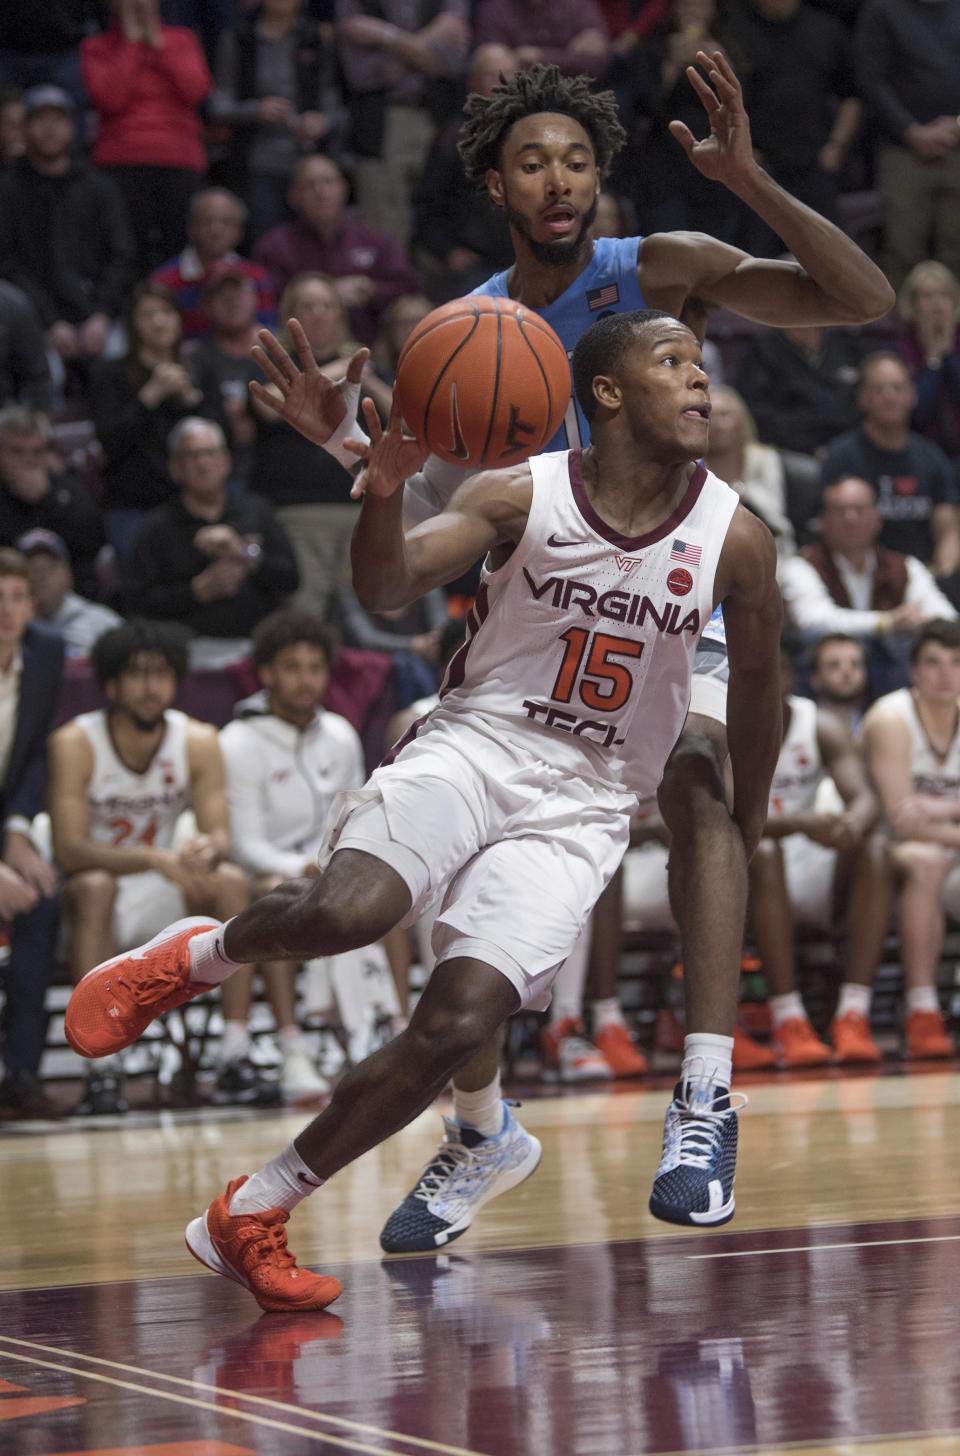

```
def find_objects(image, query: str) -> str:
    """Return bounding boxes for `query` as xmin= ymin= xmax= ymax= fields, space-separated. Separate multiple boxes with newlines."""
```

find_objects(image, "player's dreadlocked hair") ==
xmin=457 ymin=65 xmax=626 ymax=187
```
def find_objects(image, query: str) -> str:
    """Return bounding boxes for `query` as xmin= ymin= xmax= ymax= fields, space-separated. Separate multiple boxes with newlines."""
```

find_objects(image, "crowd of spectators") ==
xmin=3 ymin=0 xmax=960 ymax=1114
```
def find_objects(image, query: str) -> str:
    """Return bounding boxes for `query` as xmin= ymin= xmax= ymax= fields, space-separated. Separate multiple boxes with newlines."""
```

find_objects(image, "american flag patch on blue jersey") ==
xmin=670 ymin=538 xmax=702 ymax=566
xmin=587 ymin=284 xmax=619 ymax=311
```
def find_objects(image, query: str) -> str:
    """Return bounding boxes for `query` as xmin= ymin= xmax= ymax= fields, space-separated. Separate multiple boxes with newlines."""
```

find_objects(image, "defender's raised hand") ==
xmin=249 ymin=318 xmax=369 ymax=447
xmin=345 ymin=397 xmax=428 ymax=499
xmin=669 ymin=50 xmax=755 ymax=188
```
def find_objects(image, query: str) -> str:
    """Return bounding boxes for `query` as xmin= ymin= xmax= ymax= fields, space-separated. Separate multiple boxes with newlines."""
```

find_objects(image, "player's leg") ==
xmin=650 ymin=711 xmax=746 ymax=1227
xmin=893 ymin=840 xmax=956 ymax=1058
xmin=829 ymin=833 xmax=891 ymax=1064
xmin=61 ymin=870 xmax=127 ymax=1115
xmin=64 ymin=848 xmax=413 ymax=1059
xmin=750 ymin=836 xmax=830 ymax=1067
xmin=187 ymin=953 xmax=522 ymax=1310
xmin=587 ymin=864 xmax=646 ymax=1075
xmin=540 ymin=922 xmax=612 ymax=1083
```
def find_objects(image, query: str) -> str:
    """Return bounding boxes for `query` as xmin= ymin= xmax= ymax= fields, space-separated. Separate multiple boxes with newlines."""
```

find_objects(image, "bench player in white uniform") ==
xmin=749 ymin=633 xmax=890 ymax=1069
xmin=861 ymin=620 xmax=960 ymax=1060
xmin=65 ymin=310 xmax=783 ymax=1309
xmin=48 ymin=621 xmax=249 ymax=1115
xmin=245 ymin=58 xmax=893 ymax=1249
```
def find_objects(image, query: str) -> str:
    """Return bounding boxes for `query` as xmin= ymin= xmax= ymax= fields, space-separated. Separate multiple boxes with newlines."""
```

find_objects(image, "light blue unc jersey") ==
xmin=473 ymin=235 xmax=648 ymax=450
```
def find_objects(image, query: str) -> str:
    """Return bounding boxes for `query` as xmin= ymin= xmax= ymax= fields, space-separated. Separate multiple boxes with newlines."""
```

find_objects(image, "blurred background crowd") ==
xmin=2 ymin=0 xmax=960 ymax=1118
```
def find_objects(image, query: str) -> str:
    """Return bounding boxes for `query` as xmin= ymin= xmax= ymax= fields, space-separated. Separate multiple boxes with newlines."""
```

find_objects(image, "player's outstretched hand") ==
xmin=669 ymin=49 xmax=754 ymax=188
xmin=345 ymin=397 xmax=428 ymax=500
xmin=249 ymin=318 xmax=369 ymax=446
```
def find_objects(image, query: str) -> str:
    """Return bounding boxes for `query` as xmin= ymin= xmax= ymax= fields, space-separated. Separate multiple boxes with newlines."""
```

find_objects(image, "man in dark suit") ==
xmin=0 ymin=547 xmax=64 ymax=1118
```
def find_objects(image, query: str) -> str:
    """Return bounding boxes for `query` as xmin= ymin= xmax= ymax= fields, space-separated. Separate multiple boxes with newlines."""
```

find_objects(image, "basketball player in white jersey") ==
xmin=749 ymin=632 xmax=890 ymax=1070
xmin=245 ymin=56 xmax=893 ymax=1248
xmin=861 ymin=620 xmax=960 ymax=1060
xmin=65 ymin=310 xmax=782 ymax=1309
xmin=48 ymin=620 xmax=249 ymax=1114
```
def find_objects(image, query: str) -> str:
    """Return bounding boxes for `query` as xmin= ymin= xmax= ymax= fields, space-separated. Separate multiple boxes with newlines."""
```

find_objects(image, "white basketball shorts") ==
xmin=323 ymin=712 xmax=633 ymax=1010
xmin=113 ymin=871 xmax=188 ymax=951
xmin=780 ymin=833 xmax=837 ymax=932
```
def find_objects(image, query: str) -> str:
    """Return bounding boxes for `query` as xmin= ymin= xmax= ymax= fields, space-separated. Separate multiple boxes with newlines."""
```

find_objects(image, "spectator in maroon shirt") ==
xmin=253 ymin=152 xmax=420 ymax=345
xmin=474 ymin=0 xmax=609 ymax=77
xmin=81 ymin=0 xmax=213 ymax=273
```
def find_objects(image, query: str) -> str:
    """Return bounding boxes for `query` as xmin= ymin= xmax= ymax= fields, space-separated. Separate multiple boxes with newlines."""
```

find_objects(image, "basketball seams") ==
xmin=477 ymin=301 xmax=504 ymax=466
xmin=394 ymin=295 xmax=570 ymax=467
xmin=516 ymin=314 xmax=555 ymax=450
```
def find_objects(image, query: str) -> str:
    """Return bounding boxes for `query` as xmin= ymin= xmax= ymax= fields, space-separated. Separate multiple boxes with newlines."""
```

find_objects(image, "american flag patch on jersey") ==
xmin=670 ymin=538 xmax=702 ymax=566
xmin=587 ymin=283 xmax=619 ymax=311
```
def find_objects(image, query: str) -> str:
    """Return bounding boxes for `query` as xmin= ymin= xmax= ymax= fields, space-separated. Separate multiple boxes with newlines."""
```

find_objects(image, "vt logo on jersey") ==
xmin=614 ymin=554 xmax=642 ymax=574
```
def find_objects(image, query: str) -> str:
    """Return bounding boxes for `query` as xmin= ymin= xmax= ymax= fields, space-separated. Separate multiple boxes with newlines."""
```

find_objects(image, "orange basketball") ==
xmin=393 ymin=295 xmax=571 ymax=469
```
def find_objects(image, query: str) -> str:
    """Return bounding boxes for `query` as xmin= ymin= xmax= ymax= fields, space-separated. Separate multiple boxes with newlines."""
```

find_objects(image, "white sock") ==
xmin=681 ymin=1032 xmax=733 ymax=1103
xmin=228 ymin=1141 xmax=324 ymax=1215
xmin=906 ymin=986 xmax=940 ymax=1015
xmin=835 ymin=983 xmax=872 ymax=1020
xmin=453 ymin=1074 xmax=504 ymax=1138
xmin=188 ymin=922 xmax=242 ymax=986
xmin=592 ymin=997 xmax=626 ymax=1032
xmin=219 ymin=1020 xmax=250 ymax=1065
xmin=279 ymin=1025 xmax=306 ymax=1049
xmin=769 ymin=992 xmax=806 ymax=1029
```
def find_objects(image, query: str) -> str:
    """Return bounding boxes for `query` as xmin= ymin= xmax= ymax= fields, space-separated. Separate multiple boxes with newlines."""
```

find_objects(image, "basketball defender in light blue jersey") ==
xmin=252 ymin=58 xmax=893 ymax=1239
xmin=475 ymin=234 xmax=648 ymax=452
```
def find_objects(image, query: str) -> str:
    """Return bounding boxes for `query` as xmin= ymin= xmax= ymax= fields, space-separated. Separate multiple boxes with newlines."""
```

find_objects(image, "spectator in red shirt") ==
xmin=152 ymin=187 xmax=277 ymax=340
xmin=254 ymin=153 xmax=420 ymax=345
xmin=81 ymin=0 xmax=212 ymax=273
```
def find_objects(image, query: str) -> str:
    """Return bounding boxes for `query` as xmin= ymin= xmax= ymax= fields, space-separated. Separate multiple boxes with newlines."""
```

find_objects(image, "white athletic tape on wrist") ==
xmin=323 ymin=382 xmax=369 ymax=466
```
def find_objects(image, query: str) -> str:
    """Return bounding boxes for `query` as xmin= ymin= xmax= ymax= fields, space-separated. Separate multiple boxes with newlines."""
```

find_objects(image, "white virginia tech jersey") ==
xmin=77 ymin=708 xmax=192 ymax=849
xmin=886 ymin=686 xmax=960 ymax=797
xmin=437 ymin=450 xmax=738 ymax=798
xmin=769 ymin=694 xmax=823 ymax=817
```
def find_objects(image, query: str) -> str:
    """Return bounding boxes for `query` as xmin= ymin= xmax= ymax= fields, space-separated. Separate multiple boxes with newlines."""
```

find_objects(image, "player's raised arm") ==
xmin=348 ymin=398 xmax=530 ymax=611
xmin=714 ymin=506 xmax=783 ymax=859
xmin=640 ymin=49 xmax=894 ymax=327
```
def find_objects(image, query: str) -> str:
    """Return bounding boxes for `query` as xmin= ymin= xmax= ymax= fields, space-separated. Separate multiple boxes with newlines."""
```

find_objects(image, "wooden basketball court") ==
xmin=2 ymin=1066 xmax=960 ymax=1455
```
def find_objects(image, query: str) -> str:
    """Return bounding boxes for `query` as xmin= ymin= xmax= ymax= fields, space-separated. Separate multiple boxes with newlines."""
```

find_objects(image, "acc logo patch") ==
xmin=667 ymin=567 xmax=693 ymax=597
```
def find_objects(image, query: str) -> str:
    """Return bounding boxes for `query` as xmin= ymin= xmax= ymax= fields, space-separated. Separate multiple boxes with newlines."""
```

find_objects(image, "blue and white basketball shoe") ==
xmin=649 ymin=1073 xmax=746 ymax=1227
xmin=379 ymin=1102 xmax=542 ymax=1253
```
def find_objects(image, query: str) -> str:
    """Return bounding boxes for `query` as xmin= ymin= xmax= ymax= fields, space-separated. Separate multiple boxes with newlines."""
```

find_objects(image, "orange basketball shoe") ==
xmin=771 ymin=1016 xmax=831 ymax=1068
xmin=732 ymin=1025 xmax=777 ymax=1071
xmin=186 ymin=1177 xmax=342 ymax=1312
xmin=904 ymin=1009 xmax=954 ymax=1060
xmin=830 ymin=1010 xmax=882 ymax=1065
xmin=64 ymin=916 xmax=222 ymax=1058
xmin=593 ymin=1022 xmax=648 ymax=1077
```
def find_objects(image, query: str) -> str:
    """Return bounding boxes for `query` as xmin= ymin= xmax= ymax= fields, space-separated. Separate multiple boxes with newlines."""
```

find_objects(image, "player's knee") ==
xmin=895 ymin=840 xmax=949 ymax=883
xmin=658 ymin=730 xmax=727 ymax=831
xmin=64 ymin=869 xmax=117 ymax=915
xmin=407 ymin=999 xmax=493 ymax=1071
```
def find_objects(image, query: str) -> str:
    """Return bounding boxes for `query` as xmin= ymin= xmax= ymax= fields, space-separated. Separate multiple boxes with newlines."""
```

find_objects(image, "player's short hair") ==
xmin=91 ymin=620 xmax=190 ymax=688
xmin=572 ymin=308 xmax=678 ymax=422
xmin=809 ymin=632 xmax=865 ymax=676
xmin=0 ymin=547 xmax=30 ymax=587
xmin=458 ymin=64 xmax=626 ymax=186
xmin=251 ymin=608 xmax=337 ymax=670
xmin=910 ymin=619 xmax=960 ymax=664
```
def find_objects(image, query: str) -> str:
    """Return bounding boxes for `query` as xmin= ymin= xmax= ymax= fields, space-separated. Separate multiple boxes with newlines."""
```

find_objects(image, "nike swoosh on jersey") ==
xmin=547 ymin=533 xmax=584 ymax=547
